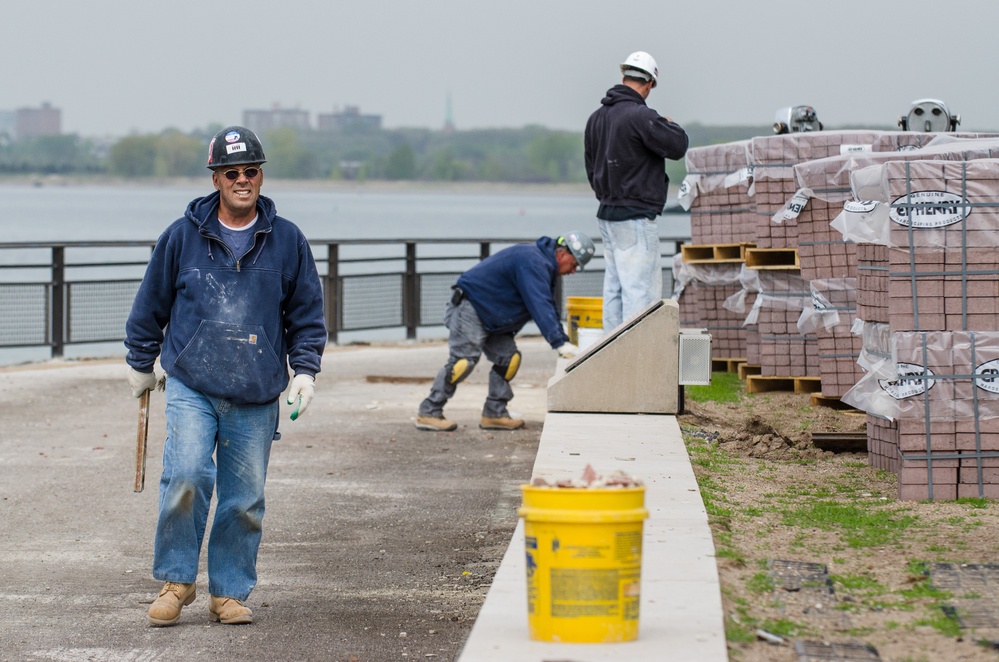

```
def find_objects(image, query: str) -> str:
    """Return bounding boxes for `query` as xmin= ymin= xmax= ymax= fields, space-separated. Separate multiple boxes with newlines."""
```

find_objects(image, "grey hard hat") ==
xmin=559 ymin=231 xmax=596 ymax=269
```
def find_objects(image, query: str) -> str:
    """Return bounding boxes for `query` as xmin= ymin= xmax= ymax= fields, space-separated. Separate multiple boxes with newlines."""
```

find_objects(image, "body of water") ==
xmin=0 ymin=180 xmax=690 ymax=243
xmin=0 ymin=181 xmax=690 ymax=367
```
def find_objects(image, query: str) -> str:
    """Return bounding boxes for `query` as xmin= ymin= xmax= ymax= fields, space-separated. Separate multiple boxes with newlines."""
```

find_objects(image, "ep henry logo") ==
xmin=879 ymin=362 xmax=934 ymax=399
xmin=889 ymin=191 xmax=970 ymax=228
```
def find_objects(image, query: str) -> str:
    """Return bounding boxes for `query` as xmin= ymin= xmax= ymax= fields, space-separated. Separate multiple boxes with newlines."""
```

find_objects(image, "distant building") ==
xmin=243 ymin=106 xmax=311 ymax=134
xmin=443 ymin=93 xmax=455 ymax=133
xmin=317 ymin=106 xmax=382 ymax=132
xmin=15 ymin=102 xmax=61 ymax=140
xmin=0 ymin=110 xmax=15 ymax=139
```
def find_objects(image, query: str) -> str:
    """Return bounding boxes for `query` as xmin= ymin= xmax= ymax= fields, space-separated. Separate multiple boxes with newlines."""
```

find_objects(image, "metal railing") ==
xmin=0 ymin=236 xmax=689 ymax=359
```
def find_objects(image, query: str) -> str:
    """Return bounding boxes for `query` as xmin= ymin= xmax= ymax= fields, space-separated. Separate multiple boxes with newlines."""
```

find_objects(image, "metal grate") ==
xmin=929 ymin=563 xmax=999 ymax=592
xmin=419 ymin=272 xmax=460 ymax=325
xmin=0 ymin=283 xmax=49 ymax=345
xmin=679 ymin=332 xmax=712 ymax=385
xmin=768 ymin=559 xmax=834 ymax=594
xmin=793 ymin=640 xmax=880 ymax=661
xmin=341 ymin=274 xmax=403 ymax=330
xmin=68 ymin=281 xmax=140 ymax=343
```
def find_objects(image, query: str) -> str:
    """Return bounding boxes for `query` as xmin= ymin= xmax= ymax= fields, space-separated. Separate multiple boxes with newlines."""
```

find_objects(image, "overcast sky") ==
xmin=4 ymin=1 xmax=997 ymax=138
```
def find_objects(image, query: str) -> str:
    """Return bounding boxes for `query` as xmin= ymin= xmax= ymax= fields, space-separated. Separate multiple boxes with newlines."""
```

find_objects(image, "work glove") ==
xmin=126 ymin=366 xmax=158 ymax=398
xmin=287 ymin=374 xmax=316 ymax=421
xmin=556 ymin=342 xmax=578 ymax=359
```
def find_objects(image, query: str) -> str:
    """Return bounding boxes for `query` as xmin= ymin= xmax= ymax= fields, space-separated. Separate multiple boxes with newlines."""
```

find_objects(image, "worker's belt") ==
xmin=451 ymin=286 xmax=465 ymax=306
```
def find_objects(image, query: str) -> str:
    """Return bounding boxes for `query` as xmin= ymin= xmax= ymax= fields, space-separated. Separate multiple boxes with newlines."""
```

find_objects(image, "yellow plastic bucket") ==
xmin=518 ymin=484 xmax=648 ymax=642
xmin=566 ymin=296 xmax=602 ymax=344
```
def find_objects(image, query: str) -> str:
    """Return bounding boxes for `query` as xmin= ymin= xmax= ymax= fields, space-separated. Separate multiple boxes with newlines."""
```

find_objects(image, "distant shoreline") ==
xmin=0 ymin=175 xmax=597 ymax=196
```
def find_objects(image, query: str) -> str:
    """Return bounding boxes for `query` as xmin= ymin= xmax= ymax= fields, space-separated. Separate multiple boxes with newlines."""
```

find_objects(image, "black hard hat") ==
xmin=207 ymin=126 xmax=267 ymax=169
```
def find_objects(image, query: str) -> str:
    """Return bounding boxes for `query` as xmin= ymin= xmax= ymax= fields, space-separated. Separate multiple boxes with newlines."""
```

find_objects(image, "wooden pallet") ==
xmin=712 ymin=357 xmax=746 ymax=373
xmin=745 ymin=247 xmax=799 ymax=270
xmin=681 ymin=242 xmax=755 ymax=264
xmin=738 ymin=363 xmax=762 ymax=380
xmin=746 ymin=375 xmax=821 ymax=394
xmin=810 ymin=394 xmax=860 ymax=411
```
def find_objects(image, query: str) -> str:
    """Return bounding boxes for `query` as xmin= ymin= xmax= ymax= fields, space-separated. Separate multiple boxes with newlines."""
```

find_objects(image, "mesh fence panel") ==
xmin=419 ymin=272 xmax=461 ymax=325
xmin=68 ymin=281 xmax=140 ymax=343
xmin=342 ymin=274 xmax=403 ymax=330
xmin=0 ymin=283 xmax=48 ymax=345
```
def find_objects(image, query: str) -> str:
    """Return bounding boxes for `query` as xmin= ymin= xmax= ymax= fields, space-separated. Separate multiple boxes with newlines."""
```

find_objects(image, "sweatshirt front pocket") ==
xmin=173 ymin=320 xmax=283 ymax=404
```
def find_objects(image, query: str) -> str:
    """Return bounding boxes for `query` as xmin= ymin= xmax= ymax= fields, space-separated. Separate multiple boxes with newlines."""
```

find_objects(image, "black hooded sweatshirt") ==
xmin=584 ymin=84 xmax=689 ymax=219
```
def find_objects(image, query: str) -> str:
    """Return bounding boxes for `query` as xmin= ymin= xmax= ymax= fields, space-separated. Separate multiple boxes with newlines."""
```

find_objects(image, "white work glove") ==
xmin=287 ymin=374 xmax=316 ymax=421
xmin=126 ymin=366 xmax=158 ymax=398
xmin=556 ymin=343 xmax=578 ymax=359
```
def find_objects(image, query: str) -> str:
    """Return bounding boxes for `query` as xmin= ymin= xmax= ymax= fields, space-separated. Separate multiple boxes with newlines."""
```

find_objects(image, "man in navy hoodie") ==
xmin=124 ymin=126 xmax=327 ymax=627
xmin=416 ymin=232 xmax=595 ymax=432
xmin=585 ymin=50 xmax=688 ymax=333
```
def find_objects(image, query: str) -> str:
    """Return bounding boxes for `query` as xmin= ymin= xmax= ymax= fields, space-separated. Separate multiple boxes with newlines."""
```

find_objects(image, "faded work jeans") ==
xmin=419 ymin=298 xmax=519 ymax=419
xmin=153 ymin=377 xmax=278 ymax=601
xmin=598 ymin=217 xmax=662 ymax=333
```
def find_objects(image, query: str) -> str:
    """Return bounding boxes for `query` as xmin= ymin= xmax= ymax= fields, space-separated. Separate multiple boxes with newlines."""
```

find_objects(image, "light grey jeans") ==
xmin=419 ymin=298 xmax=519 ymax=419
xmin=598 ymin=217 xmax=662 ymax=333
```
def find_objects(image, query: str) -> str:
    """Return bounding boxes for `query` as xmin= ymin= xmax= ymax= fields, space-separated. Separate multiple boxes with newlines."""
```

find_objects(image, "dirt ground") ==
xmin=678 ymin=390 xmax=999 ymax=662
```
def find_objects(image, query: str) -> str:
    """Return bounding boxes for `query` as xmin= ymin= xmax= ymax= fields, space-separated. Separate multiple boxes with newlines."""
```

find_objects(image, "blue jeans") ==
xmin=419 ymin=298 xmax=519 ymax=419
xmin=153 ymin=377 xmax=278 ymax=601
xmin=598 ymin=218 xmax=662 ymax=332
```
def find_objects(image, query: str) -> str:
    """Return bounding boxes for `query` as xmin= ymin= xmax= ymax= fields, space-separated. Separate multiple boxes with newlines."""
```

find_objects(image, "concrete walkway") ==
xmin=459 ymin=413 xmax=728 ymax=661
xmin=0 ymin=337 xmax=727 ymax=661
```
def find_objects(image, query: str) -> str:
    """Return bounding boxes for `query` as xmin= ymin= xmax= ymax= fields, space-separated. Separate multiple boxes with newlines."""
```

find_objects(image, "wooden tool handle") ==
xmin=134 ymin=390 xmax=150 ymax=493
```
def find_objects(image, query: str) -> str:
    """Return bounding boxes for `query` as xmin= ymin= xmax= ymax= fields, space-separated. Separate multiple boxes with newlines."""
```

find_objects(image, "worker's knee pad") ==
xmin=492 ymin=351 xmax=521 ymax=382
xmin=449 ymin=357 xmax=477 ymax=385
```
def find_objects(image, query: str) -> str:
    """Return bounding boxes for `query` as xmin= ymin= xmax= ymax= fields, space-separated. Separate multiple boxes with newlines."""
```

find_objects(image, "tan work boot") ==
xmin=209 ymin=595 xmax=253 ymax=625
xmin=480 ymin=416 xmax=525 ymax=430
xmin=415 ymin=415 xmax=457 ymax=431
xmin=147 ymin=581 xmax=196 ymax=626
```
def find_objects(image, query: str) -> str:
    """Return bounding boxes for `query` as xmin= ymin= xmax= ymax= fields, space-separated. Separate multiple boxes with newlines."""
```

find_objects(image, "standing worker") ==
xmin=124 ymin=126 xmax=327 ymax=627
xmin=585 ymin=50 xmax=689 ymax=333
xmin=416 ymin=232 xmax=595 ymax=432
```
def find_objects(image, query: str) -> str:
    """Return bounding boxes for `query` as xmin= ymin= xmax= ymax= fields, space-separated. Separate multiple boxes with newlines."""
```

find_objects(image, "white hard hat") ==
xmin=620 ymin=51 xmax=658 ymax=88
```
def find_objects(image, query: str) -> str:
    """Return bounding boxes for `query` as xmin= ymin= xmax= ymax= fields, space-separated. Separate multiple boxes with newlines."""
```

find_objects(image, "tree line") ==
xmin=0 ymin=123 xmax=781 ymax=183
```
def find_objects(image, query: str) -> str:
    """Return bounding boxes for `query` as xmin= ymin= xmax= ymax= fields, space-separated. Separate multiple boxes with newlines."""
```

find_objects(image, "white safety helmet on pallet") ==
xmin=620 ymin=51 xmax=658 ymax=88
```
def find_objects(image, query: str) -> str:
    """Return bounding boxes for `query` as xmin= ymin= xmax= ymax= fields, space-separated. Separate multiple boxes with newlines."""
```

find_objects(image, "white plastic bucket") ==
xmin=577 ymin=327 xmax=604 ymax=351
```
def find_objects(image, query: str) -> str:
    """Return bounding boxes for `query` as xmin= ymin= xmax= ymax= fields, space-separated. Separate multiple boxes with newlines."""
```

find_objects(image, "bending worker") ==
xmin=585 ymin=50 xmax=688 ymax=333
xmin=416 ymin=232 xmax=595 ymax=432
xmin=124 ymin=126 xmax=327 ymax=627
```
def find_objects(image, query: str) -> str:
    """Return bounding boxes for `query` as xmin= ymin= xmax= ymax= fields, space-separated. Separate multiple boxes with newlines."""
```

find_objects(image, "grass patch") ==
xmin=684 ymin=371 xmax=743 ymax=404
xmin=780 ymin=500 xmax=918 ymax=548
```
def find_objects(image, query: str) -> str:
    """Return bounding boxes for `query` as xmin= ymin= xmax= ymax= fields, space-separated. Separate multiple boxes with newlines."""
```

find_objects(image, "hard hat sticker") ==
xmin=226 ymin=143 xmax=247 ymax=155
xmin=225 ymin=131 xmax=241 ymax=143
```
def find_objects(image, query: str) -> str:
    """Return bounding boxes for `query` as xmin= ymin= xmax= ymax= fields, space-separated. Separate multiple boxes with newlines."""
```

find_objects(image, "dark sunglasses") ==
xmin=219 ymin=167 xmax=261 ymax=181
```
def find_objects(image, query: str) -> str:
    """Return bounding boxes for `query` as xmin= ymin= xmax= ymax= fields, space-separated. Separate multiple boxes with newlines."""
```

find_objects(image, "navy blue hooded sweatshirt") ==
xmin=584 ymin=84 xmax=689 ymax=217
xmin=125 ymin=192 xmax=327 ymax=405
xmin=456 ymin=237 xmax=570 ymax=349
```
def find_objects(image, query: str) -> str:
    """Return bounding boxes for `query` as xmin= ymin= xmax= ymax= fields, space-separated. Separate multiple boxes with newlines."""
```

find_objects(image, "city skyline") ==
xmin=4 ymin=1 xmax=999 ymax=137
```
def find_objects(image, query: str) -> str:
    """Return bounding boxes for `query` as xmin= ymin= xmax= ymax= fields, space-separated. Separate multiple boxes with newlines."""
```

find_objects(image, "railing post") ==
xmin=479 ymin=242 xmax=490 ymax=260
xmin=403 ymin=242 xmax=418 ymax=339
xmin=325 ymin=243 xmax=339 ymax=345
xmin=50 ymin=246 xmax=65 ymax=359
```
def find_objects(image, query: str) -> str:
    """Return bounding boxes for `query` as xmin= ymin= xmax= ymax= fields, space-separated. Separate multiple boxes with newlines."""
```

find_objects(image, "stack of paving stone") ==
xmin=845 ymin=157 xmax=999 ymax=499
xmin=801 ymin=278 xmax=861 ymax=399
xmin=681 ymin=139 xmax=756 ymax=244
xmin=677 ymin=262 xmax=755 ymax=362
xmin=791 ymin=136 xmax=999 ymax=401
xmin=747 ymin=131 xmax=894 ymax=380
xmin=753 ymin=270 xmax=819 ymax=377
xmin=677 ymin=141 xmax=757 ymax=365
